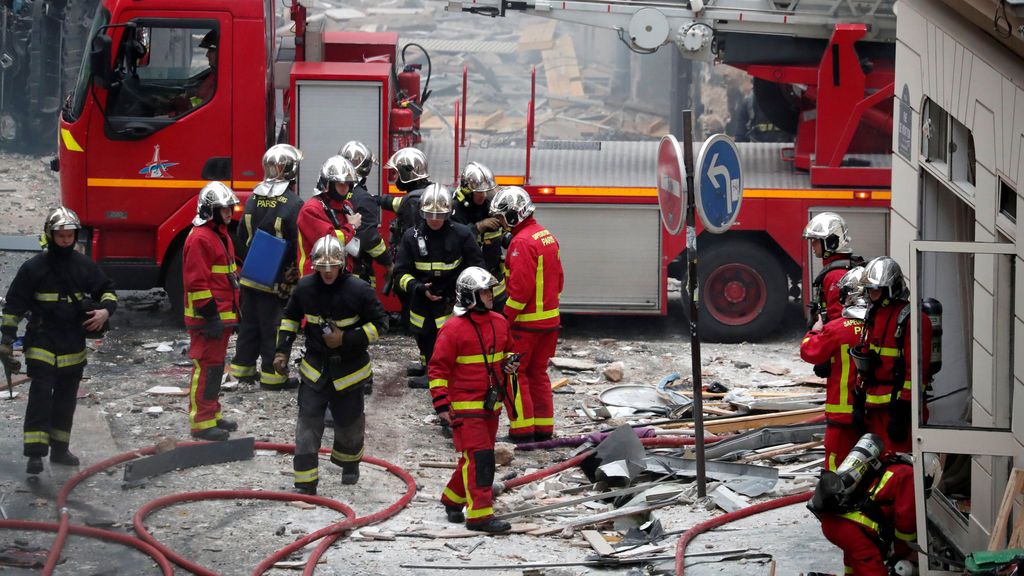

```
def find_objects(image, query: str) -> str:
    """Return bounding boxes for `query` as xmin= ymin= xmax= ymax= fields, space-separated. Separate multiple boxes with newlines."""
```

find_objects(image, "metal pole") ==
xmin=682 ymin=110 xmax=707 ymax=498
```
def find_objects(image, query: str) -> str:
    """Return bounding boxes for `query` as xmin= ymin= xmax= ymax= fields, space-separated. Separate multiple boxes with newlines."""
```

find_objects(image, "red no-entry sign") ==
xmin=657 ymin=135 xmax=685 ymax=236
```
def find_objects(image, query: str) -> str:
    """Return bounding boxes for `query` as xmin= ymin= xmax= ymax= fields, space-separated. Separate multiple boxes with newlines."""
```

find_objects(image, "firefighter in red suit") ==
xmin=800 ymin=267 xmax=868 ymax=471
xmin=429 ymin=267 xmax=516 ymax=534
xmin=852 ymin=256 xmax=933 ymax=455
xmin=297 ymin=156 xmax=360 ymax=277
xmin=803 ymin=212 xmax=860 ymax=326
xmin=183 ymin=182 xmax=241 ymax=441
xmin=489 ymin=186 xmax=563 ymax=443
xmin=811 ymin=434 xmax=919 ymax=576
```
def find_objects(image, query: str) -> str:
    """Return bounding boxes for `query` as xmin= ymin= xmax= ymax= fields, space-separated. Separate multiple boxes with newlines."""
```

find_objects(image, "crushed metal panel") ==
xmin=123 ymin=437 xmax=256 ymax=486
xmin=643 ymin=454 xmax=778 ymax=497
xmin=702 ymin=423 xmax=825 ymax=460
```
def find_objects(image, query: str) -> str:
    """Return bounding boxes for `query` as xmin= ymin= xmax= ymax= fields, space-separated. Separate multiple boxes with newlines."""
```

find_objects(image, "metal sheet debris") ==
xmin=643 ymin=455 xmax=778 ymax=497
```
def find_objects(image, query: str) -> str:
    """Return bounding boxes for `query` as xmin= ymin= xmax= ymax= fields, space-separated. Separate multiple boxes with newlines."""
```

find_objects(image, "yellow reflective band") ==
xmin=895 ymin=529 xmax=916 ymax=541
xmin=509 ymin=417 xmax=535 ymax=430
xmin=50 ymin=429 xmax=71 ymax=442
xmin=452 ymin=401 xmax=486 ymax=410
xmin=873 ymin=470 xmax=894 ymax=495
xmin=482 ymin=230 xmax=503 ymax=241
xmin=230 ymin=364 xmax=257 ymax=378
xmin=274 ymin=217 xmax=283 ymax=239
xmin=334 ymin=229 xmax=349 ymax=245
xmin=298 ymin=235 xmax=309 ymax=276
xmin=294 ymin=468 xmax=319 ymax=483
xmin=218 ymin=311 xmax=237 ymax=321
xmin=25 ymin=347 xmax=56 ymax=365
xmin=493 ymin=278 xmax=506 ymax=297
xmin=414 ymin=258 xmax=463 ymax=272
xmin=533 ymin=417 xmax=554 ymax=426
xmin=442 ymin=487 xmax=467 ymax=504
xmin=505 ymin=298 xmax=526 ymax=311
xmin=57 ymin=350 xmax=87 ymax=368
xmin=305 ymin=314 xmax=322 ymax=324
xmin=429 ymin=378 xmax=448 ymax=389
xmin=33 ymin=292 xmax=60 ymax=302
xmin=61 ymin=128 xmax=84 ymax=152
xmin=260 ymin=371 xmax=286 ymax=385
xmin=299 ymin=359 xmax=321 ymax=382
xmin=844 ymin=568 xmax=854 ymax=575
xmin=367 ymin=240 xmax=387 ymax=258
xmin=211 ymin=263 xmax=237 ymax=274
xmin=24 ymin=431 xmax=49 ymax=445
xmin=331 ymin=447 xmax=364 ymax=462
xmin=466 ymin=506 xmax=494 ymax=520
xmin=399 ymin=274 xmax=415 ymax=292
xmin=2 ymin=313 xmax=19 ymax=327
xmin=536 ymin=255 xmax=545 ymax=310
xmin=100 ymin=292 xmax=118 ymax=302
xmin=456 ymin=351 xmax=507 ymax=364
xmin=864 ymin=393 xmax=892 ymax=406
xmin=334 ymin=315 xmax=360 ymax=328
xmin=280 ymin=318 xmax=300 ymax=333
xmin=332 ymin=362 xmax=372 ymax=392
xmin=187 ymin=290 xmax=213 ymax=302
xmin=903 ymin=380 xmax=913 ymax=391
xmin=362 ymin=322 xmax=379 ymax=342
xmin=239 ymin=278 xmax=276 ymax=293
xmin=829 ymin=343 xmax=853 ymax=414
xmin=515 ymin=308 xmax=560 ymax=322
xmin=870 ymin=344 xmax=900 ymax=357
xmin=409 ymin=311 xmax=425 ymax=329
xmin=460 ymin=453 xmax=476 ymax=517
xmin=435 ymin=315 xmax=450 ymax=329
xmin=839 ymin=511 xmax=879 ymax=533
xmin=827 ymin=453 xmax=838 ymax=472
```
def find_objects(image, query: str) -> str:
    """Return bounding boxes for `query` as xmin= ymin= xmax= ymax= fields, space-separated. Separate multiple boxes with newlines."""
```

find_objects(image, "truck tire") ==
xmin=696 ymin=242 xmax=787 ymax=342
xmin=164 ymin=248 xmax=185 ymax=323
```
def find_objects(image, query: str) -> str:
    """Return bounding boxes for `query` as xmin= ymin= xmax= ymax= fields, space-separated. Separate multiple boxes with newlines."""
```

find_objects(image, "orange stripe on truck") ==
xmin=87 ymin=178 xmax=257 ymax=190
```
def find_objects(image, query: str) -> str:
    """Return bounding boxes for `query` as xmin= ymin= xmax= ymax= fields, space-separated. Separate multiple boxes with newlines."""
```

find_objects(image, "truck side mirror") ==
xmin=90 ymin=34 xmax=113 ymax=89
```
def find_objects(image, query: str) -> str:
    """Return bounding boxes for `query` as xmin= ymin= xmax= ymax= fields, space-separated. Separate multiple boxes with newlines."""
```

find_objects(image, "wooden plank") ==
xmin=738 ymin=441 xmax=823 ymax=463
xmin=581 ymin=530 xmax=616 ymax=557
xmin=658 ymin=407 xmax=824 ymax=433
xmin=541 ymin=35 xmax=584 ymax=101
xmin=518 ymin=20 xmax=557 ymax=51
xmin=990 ymin=468 xmax=1024 ymax=550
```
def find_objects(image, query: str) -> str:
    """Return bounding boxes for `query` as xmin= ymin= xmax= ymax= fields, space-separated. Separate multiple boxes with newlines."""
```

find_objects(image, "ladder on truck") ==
xmin=449 ymin=0 xmax=897 ymax=188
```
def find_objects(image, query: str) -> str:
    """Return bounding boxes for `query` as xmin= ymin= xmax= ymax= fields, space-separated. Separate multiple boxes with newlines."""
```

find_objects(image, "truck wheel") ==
xmin=164 ymin=248 xmax=185 ymax=322
xmin=697 ymin=242 xmax=787 ymax=342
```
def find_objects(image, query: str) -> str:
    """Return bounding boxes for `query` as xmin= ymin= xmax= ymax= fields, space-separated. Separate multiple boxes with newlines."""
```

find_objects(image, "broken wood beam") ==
xmin=657 ymin=407 xmax=824 ymax=433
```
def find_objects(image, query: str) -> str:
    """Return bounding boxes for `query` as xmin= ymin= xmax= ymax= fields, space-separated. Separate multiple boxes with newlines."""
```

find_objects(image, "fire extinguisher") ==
xmin=396 ymin=43 xmax=431 ymax=141
xmin=390 ymin=104 xmax=415 ymax=152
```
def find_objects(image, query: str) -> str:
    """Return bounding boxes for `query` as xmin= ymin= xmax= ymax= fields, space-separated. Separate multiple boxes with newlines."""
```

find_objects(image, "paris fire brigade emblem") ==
xmin=140 ymin=145 xmax=178 ymax=178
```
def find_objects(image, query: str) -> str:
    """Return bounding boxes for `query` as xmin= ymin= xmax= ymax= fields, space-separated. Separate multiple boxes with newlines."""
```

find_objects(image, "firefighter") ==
xmin=809 ymin=434 xmax=918 ymax=576
xmin=800 ymin=267 xmax=867 ymax=471
xmin=394 ymin=183 xmax=484 ymax=390
xmin=183 ymin=182 xmax=241 ymax=441
xmin=489 ymin=186 xmax=564 ymax=443
xmin=850 ymin=257 xmax=932 ymax=455
xmin=296 ymin=156 xmax=360 ymax=277
xmin=272 ymin=234 xmax=387 ymax=494
xmin=452 ymin=161 xmax=506 ymax=311
xmin=339 ymin=141 xmax=391 ymax=289
xmin=803 ymin=212 xmax=860 ymax=327
xmin=0 ymin=207 xmax=117 ymax=475
xmin=230 ymin=144 xmax=302 ymax=391
xmin=378 ymin=147 xmax=433 ymax=241
xmin=429 ymin=266 xmax=517 ymax=534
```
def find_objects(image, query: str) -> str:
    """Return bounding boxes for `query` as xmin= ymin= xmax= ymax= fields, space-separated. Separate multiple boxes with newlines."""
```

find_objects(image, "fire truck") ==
xmin=56 ymin=0 xmax=895 ymax=342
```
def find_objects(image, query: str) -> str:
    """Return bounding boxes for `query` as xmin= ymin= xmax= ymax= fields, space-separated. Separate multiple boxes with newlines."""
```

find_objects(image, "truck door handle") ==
xmin=122 ymin=122 xmax=155 ymax=138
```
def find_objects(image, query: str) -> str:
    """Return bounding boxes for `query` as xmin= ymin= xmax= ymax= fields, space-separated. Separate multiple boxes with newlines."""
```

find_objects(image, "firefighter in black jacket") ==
xmin=452 ymin=161 xmax=506 ymax=311
xmin=394 ymin=183 xmax=485 ymax=389
xmin=339 ymin=140 xmax=392 ymax=288
xmin=1 ymin=207 xmax=117 ymax=475
xmin=230 ymin=144 xmax=302 ymax=390
xmin=273 ymin=234 xmax=387 ymax=495
xmin=378 ymin=147 xmax=433 ymax=240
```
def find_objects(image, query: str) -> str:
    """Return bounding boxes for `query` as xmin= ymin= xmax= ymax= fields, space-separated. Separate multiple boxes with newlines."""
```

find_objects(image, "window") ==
xmin=107 ymin=23 xmax=218 ymax=119
xmin=950 ymin=116 xmax=976 ymax=191
xmin=921 ymin=98 xmax=948 ymax=165
xmin=999 ymin=179 xmax=1017 ymax=223
xmin=65 ymin=8 xmax=110 ymax=122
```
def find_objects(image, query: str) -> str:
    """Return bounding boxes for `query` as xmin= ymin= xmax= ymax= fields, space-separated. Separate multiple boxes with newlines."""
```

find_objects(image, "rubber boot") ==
xmin=444 ymin=505 xmax=465 ymax=523
xmin=26 ymin=456 xmax=43 ymax=475
xmin=405 ymin=363 xmax=426 ymax=377
xmin=50 ymin=450 xmax=80 ymax=466
xmin=466 ymin=518 xmax=511 ymax=534
xmin=217 ymin=418 xmax=238 ymax=431
xmin=191 ymin=427 xmax=230 ymax=441
xmin=292 ymin=484 xmax=317 ymax=496
xmin=407 ymin=375 xmax=429 ymax=389
xmin=341 ymin=461 xmax=360 ymax=485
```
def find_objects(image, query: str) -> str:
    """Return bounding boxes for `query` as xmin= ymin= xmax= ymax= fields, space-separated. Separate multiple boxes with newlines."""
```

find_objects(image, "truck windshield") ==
xmin=64 ymin=7 xmax=111 ymax=122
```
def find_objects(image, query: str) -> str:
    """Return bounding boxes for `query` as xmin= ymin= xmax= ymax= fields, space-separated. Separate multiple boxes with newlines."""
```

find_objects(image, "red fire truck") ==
xmin=56 ymin=0 xmax=893 ymax=342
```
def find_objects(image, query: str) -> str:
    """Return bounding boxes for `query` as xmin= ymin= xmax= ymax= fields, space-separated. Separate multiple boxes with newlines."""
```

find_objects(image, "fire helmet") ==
xmin=43 ymin=206 xmax=81 ymax=244
xmin=837 ymin=266 xmax=865 ymax=308
xmin=862 ymin=256 xmax=908 ymax=302
xmin=310 ymin=235 xmax=346 ymax=270
xmin=420 ymin=183 xmax=452 ymax=219
xmin=385 ymin=148 xmax=429 ymax=184
xmin=199 ymin=30 xmax=217 ymax=49
xmin=454 ymin=266 xmax=499 ymax=316
xmin=460 ymin=161 xmax=497 ymax=195
xmin=489 ymin=186 xmax=534 ymax=228
xmin=193 ymin=181 xmax=239 ymax=227
xmin=803 ymin=212 xmax=852 ymax=255
xmin=256 ymin=144 xmax=303 ymax=197
xmin=339 ymin=141 xmax=377 ymax=180
xmin=315 ymin=156 xmax=359 ymax=196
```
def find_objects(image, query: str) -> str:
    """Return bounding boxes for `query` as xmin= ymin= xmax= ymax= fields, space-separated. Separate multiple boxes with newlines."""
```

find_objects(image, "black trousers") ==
xmin=24 ymin=362 xmax=83 ymax=457
xmin=231 ymin=288 xmax=288 ymax=386
xmin=293 ymin=375 xmax=365 ymax=489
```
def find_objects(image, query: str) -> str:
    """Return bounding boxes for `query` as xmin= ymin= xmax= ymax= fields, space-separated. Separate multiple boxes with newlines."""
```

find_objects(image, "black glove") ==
xmin=887 ymin=400 xmax=911 ymax=443
xmin=813 ymin=361 xmax=832 ymax=378
xmin=197 ymin=300 xmax=223 ymax=339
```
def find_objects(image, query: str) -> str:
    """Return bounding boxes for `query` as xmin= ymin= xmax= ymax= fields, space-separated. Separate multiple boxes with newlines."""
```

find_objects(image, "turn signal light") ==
xmin=537 ymin=187 xmax=555 ymax=195
xmin=854 ymin=191 xmax=871 ymax=200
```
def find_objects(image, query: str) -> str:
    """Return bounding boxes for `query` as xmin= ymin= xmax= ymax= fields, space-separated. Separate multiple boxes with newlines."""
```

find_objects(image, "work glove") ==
xmin=273 ymin=352 xmax=289 ymax=375
xmin=475 ymin=217 xmax=501 ymax=234
xmin=887 ymin=400 xmax=911 ymax=443
xmin=196 ymin=300 xmax=223 ymax=339
xmin=502 ymin=353 xmax=521 ymax=375
xmin=813 ymin=361 xmax=832 ymax=379
xmin=323 ymin=325 xmax=344 ymax=349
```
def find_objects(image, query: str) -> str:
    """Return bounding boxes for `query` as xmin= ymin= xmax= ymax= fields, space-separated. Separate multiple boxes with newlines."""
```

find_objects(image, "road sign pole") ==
xmin=682 ymin=111 xmax=707 ymax=498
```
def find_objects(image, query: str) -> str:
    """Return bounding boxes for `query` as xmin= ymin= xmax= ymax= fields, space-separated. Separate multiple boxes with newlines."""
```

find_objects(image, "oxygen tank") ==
xmin=808 ymin=433 xmax=884 ymax=513
xmin=922 ymin=297 xmax=942 ymax=378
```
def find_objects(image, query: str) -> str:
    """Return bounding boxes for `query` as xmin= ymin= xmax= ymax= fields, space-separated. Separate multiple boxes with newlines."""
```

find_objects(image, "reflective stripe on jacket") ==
xmin=428 ymin=311 xmax=514 ymax=416
xmin=504 ymin=217 xmax=563 ymax=329
xmin=800 ymin=317 xmax=862 ymax=425
xmin=183 ymin=224 xmax=239 ymax=328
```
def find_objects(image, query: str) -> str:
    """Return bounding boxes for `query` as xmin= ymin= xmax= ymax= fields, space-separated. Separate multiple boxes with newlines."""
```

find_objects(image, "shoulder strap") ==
xmin=812 ymin=257 xmax=854 ymax=287
xmin=319 ymin=197 xmax=343 ymax=230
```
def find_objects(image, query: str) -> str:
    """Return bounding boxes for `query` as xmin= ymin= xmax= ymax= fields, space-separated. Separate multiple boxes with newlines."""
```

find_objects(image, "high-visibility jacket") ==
xmin=504 ymin=216 xmax=563 ymax=330
xmin=838 ymin=460 xmax=917 ymax=549
xmin=861 ymin=301 xmax=933 ymax=408
xmin=800 ymin=317 xmax=863 ymax=425
xmin=276 ymin=272 xmax=387 ymax=393
xmin=1 ymin=250 xmax=117 ymax=366
xmin=428 ymin=310 xmax=513 ymax=417
xmin=182 ymin=223 xmax=239 ymax=329
xmin=296 ymin=195 xmax=356 ymax=277
xmin=236 ymin=187 xmax=301 ymax=293
xmin=452 ymin=188 xmax=505 ymax=298
xmin=812 ymin=253 xmax=858 ymax=324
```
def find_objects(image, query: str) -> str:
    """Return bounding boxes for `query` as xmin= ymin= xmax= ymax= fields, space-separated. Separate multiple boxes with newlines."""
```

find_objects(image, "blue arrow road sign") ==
xmin=695 ymin=134 xmax=743 ymax=234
